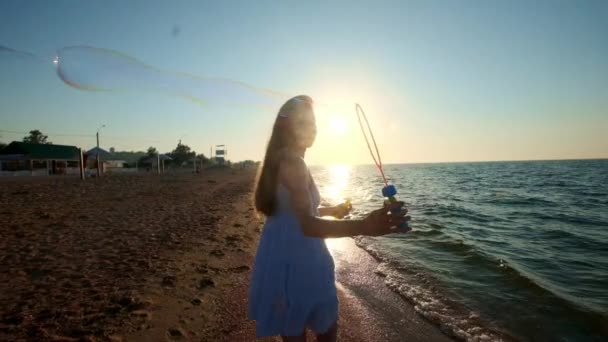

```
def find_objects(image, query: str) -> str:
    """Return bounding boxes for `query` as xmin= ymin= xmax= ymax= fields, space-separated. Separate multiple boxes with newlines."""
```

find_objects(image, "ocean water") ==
xmin=311 ymin=160 xmax=608 ymax=341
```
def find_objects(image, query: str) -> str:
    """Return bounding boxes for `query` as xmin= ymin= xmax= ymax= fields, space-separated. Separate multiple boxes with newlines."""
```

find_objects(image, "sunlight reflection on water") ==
xmin=319 ymin=165 xmax=354 ymax=263
xmin=322 ymin=164 xmax=351 ymax=204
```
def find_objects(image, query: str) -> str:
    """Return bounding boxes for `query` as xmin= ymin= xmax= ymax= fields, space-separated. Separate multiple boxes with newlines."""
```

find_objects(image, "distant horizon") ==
xmin=311 ymin=157 xmax=608 ymax=167
xmin=0 ymin=130 xmax=608 ymax=166
xmin=2 ymin=136 xmax=606 ymax=166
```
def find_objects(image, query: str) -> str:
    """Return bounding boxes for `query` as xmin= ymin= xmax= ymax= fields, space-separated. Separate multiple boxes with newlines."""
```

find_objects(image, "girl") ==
xmin=249 ymin=95 xmax=410 ymax=341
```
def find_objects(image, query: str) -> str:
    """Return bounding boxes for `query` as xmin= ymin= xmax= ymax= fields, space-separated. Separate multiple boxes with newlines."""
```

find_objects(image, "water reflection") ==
xmin=326 ymin=237 xmax=354 ymax=267
xmin=322 ymin=164 xmax=351 ymax=204
xmin=319 ymin=165 xmax=354 ymax=261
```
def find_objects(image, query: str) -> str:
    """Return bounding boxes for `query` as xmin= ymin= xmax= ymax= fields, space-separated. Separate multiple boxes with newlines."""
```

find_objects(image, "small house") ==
xmin=0 ymin=141 xmax=81 ymax=176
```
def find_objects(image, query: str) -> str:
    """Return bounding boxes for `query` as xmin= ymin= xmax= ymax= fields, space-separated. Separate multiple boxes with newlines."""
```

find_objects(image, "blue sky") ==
xmin=1 ymin=0 xmax=606 ymax=164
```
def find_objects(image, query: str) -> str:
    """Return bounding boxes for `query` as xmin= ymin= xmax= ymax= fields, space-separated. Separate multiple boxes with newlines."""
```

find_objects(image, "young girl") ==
xmin=249 ymin=95 xmax=410 ymax=341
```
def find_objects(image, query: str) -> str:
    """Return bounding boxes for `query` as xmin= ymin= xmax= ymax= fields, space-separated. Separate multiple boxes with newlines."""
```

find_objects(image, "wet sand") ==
xmin=0 ymin=170 xmax=452 ymax=341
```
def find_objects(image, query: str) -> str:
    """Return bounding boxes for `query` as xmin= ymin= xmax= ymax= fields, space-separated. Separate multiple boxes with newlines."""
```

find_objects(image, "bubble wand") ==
xmin=355 ymin=103 xmax=410 ymax=230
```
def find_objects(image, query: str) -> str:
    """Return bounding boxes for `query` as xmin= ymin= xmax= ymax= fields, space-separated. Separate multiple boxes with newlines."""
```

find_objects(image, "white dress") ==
xmin=248 ymin=175 xmax=338 ymax=337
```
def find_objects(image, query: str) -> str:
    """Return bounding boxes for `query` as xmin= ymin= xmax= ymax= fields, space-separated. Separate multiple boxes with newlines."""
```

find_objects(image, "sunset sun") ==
xmin=328 ymin=116 xmax=348 ymax=136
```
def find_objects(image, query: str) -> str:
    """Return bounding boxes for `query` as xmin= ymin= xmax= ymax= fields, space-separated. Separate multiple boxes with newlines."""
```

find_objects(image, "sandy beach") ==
xmin=0 ymin=170 xmax=451 ymax=341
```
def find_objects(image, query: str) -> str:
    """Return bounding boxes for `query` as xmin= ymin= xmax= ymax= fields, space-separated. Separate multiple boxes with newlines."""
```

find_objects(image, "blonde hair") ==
xmin=254 ymin=95 xmax=313 ymax=216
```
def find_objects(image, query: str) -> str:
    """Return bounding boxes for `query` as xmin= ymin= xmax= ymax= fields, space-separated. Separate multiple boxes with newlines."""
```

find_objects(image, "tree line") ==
xmin=0 ymin=129 xmax=258 ymax=169
xmin=0 ymin=129 xmax=49 ymax=149
xmin=0 ymin=129 xmax=212 ymax=167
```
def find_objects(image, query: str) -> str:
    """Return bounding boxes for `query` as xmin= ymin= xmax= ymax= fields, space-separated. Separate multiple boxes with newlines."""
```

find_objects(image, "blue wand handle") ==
xmin=382 ymin=185 xmax=410 ymax=230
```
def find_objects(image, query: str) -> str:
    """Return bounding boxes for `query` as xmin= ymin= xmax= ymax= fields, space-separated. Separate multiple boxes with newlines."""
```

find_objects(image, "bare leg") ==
xmin=282 ymin=331 xmax=306 ymax=342
xmin=315 ymin=322 xmax=337 ymax=342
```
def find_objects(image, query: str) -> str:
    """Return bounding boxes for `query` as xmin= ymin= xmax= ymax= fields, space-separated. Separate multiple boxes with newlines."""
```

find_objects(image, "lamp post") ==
xmin=96 ymin=124 xmax=106 ymax=177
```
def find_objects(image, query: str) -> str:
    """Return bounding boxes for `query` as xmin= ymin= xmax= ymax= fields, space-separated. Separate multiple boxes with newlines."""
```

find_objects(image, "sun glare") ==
xmin=324 ymin=164 xmax=351 ymax=203
xmin=328 ymin=116 xmax=348 ymax=136
xmin=323 ymin=164 xmax=353 ymax=254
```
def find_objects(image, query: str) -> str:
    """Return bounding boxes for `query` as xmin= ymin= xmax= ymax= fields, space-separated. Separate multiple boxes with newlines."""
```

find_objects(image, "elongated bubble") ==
xmin=0 ymin=45 xmax=46 ymax=63
xmin=54 ymin=46 xmax=288 ymax=109
xmin=2 ymin=44 xmax=352 ymax=116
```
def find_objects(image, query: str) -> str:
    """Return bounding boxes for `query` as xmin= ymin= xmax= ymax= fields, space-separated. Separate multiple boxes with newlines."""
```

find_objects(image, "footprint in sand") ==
xmin=161 ymin=275 xmax=176 ymax=287
xmin=224 ymin=235 xmax=241 ymax=248
xmin=167 ymin=327 xmax=185 ymax=339
xmin=197 ymin=277 xmax=215 ymax=289
xmin=130 ymin=310 xmax=151 ymax=319
xmin=209 ymin=249 xmax=224 ymax=257
xmin=225 ymin=234 xmax=241 ymax=241
xmin=229 ymin=266 xmax=250 ymax=273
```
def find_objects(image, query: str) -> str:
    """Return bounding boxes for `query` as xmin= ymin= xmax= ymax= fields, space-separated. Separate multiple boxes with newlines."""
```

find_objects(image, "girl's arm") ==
xmin=318 ymin=203 xmax=351 ymax=219
xmin=279 ymin=155 xmax=409 ymax=238
xmin=318 ymin=206 xmax=337 ymax=217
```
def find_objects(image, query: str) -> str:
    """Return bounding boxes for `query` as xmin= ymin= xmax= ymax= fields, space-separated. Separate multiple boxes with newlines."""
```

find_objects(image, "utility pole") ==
xmin=79 ymin=148 xmax=85 ymax=180
xmin=96 ymin=124 xmax=105 ymax=178
xmin=157 ymin=153 xmax=161 ymax=175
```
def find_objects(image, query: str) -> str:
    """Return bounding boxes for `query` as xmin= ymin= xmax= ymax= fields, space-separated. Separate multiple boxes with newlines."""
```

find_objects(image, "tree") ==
xmin=146 ymin=146 xmax=158 ymax=156
xmin=169 ymin=142 xmax=195 ymax=166
xmin=196 ymin=153 xmax=210 ymax=165
xmin=137 ymin=146 xmax=159 ymax=165
xmin=0 ymin=142 xmax=6 ymax=150
xmin=109 ymin=147 xmax=116 ymax=153
xmin=23 ymin=130 xmax=50 ymax=144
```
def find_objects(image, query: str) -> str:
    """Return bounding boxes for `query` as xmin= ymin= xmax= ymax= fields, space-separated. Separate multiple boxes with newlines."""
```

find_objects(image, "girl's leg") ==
xmin=315 ymin=322 xmax=337 ymax=342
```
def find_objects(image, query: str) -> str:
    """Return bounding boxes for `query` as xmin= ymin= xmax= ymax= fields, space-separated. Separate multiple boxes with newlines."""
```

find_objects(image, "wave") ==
xmin=418 ymin=204 xmax=503 ymax=224
xmin=410 ymin=229 xmax=444 ymax=238
xmin=418 ymin=237 xmax=477 ymax=256
xmin=484 ymin=196 xmax=554 ymax=206
xmin=354 ymin=237 xmax=516 ymax=341
xmin=527 ymin=211 xmax=607 ymax=227
xmin=537 ymin=229 xmax=608 ymax=253
xmin=354 ymin=233 xmax=608 ymax=341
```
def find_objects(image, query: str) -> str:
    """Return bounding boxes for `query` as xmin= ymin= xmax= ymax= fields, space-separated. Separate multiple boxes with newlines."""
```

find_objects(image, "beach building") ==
xmin=0 ymin=141 xmax=82 ymax=176
xmin=85 ymin=147 xmax=126 ymax=173
xmin=85 ymin=147 xmax=111 ymax=169
xmin=142 ymin=154 xmax=172 ymax=173
xmin=105 ymin=160 xmax=127 ymax=169
xmin=187 ymin=156 xmax=204 ymax=173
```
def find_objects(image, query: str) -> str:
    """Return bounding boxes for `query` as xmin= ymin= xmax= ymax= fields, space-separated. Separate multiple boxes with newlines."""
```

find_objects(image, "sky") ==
xmin=0 ymin=0 xmax=606 ymax=165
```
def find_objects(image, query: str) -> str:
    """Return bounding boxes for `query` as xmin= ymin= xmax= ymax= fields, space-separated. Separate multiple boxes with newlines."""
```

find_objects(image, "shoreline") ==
xmin=351 ymin=238 xmax=517 ymax=342
xmin=328 ymin=238 xmax=453 ymax=342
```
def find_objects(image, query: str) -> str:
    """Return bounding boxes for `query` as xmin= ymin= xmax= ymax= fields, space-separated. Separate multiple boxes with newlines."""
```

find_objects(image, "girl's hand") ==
xmin=361 ymin=202 xmax=410 ymax=236
xmin=333 ymin=201 xmax=353 ymax=219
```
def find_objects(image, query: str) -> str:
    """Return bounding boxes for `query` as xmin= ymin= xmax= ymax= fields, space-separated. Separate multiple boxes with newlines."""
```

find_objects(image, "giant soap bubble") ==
xmin=53 ymin=46 xmax=288 ymax=109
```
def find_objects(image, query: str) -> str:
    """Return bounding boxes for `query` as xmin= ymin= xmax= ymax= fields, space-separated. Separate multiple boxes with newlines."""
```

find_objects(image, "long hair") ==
xmin=254 ymin=95 xmax=313 ymax=216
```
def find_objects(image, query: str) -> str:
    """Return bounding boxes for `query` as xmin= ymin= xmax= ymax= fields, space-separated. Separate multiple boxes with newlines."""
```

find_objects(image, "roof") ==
xmin=143 ymin=154 xmax=172 ymax=163
xmin=0 ymin=141 xmax=80 ymax=160
xmin=85 ymin=147 xmax=113 ymax=160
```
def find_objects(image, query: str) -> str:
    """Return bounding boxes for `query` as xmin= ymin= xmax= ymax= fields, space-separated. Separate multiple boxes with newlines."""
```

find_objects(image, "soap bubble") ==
xmin=0 ymin=45 xmax=45 ymax=63
xmin=1 ymin=44 xmax=351 ymax=116
xmin=54 ymin=46 xmax=288 ymax=108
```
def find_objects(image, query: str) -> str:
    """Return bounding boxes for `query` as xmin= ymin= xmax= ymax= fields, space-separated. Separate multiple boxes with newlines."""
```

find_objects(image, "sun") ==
xmin=328 ymin=116 xmax=348 ymax=136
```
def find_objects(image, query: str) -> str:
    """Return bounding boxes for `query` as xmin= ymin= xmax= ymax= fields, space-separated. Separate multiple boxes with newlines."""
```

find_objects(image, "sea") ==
xmin=311 ymin=159 xmax=608 ymax=341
